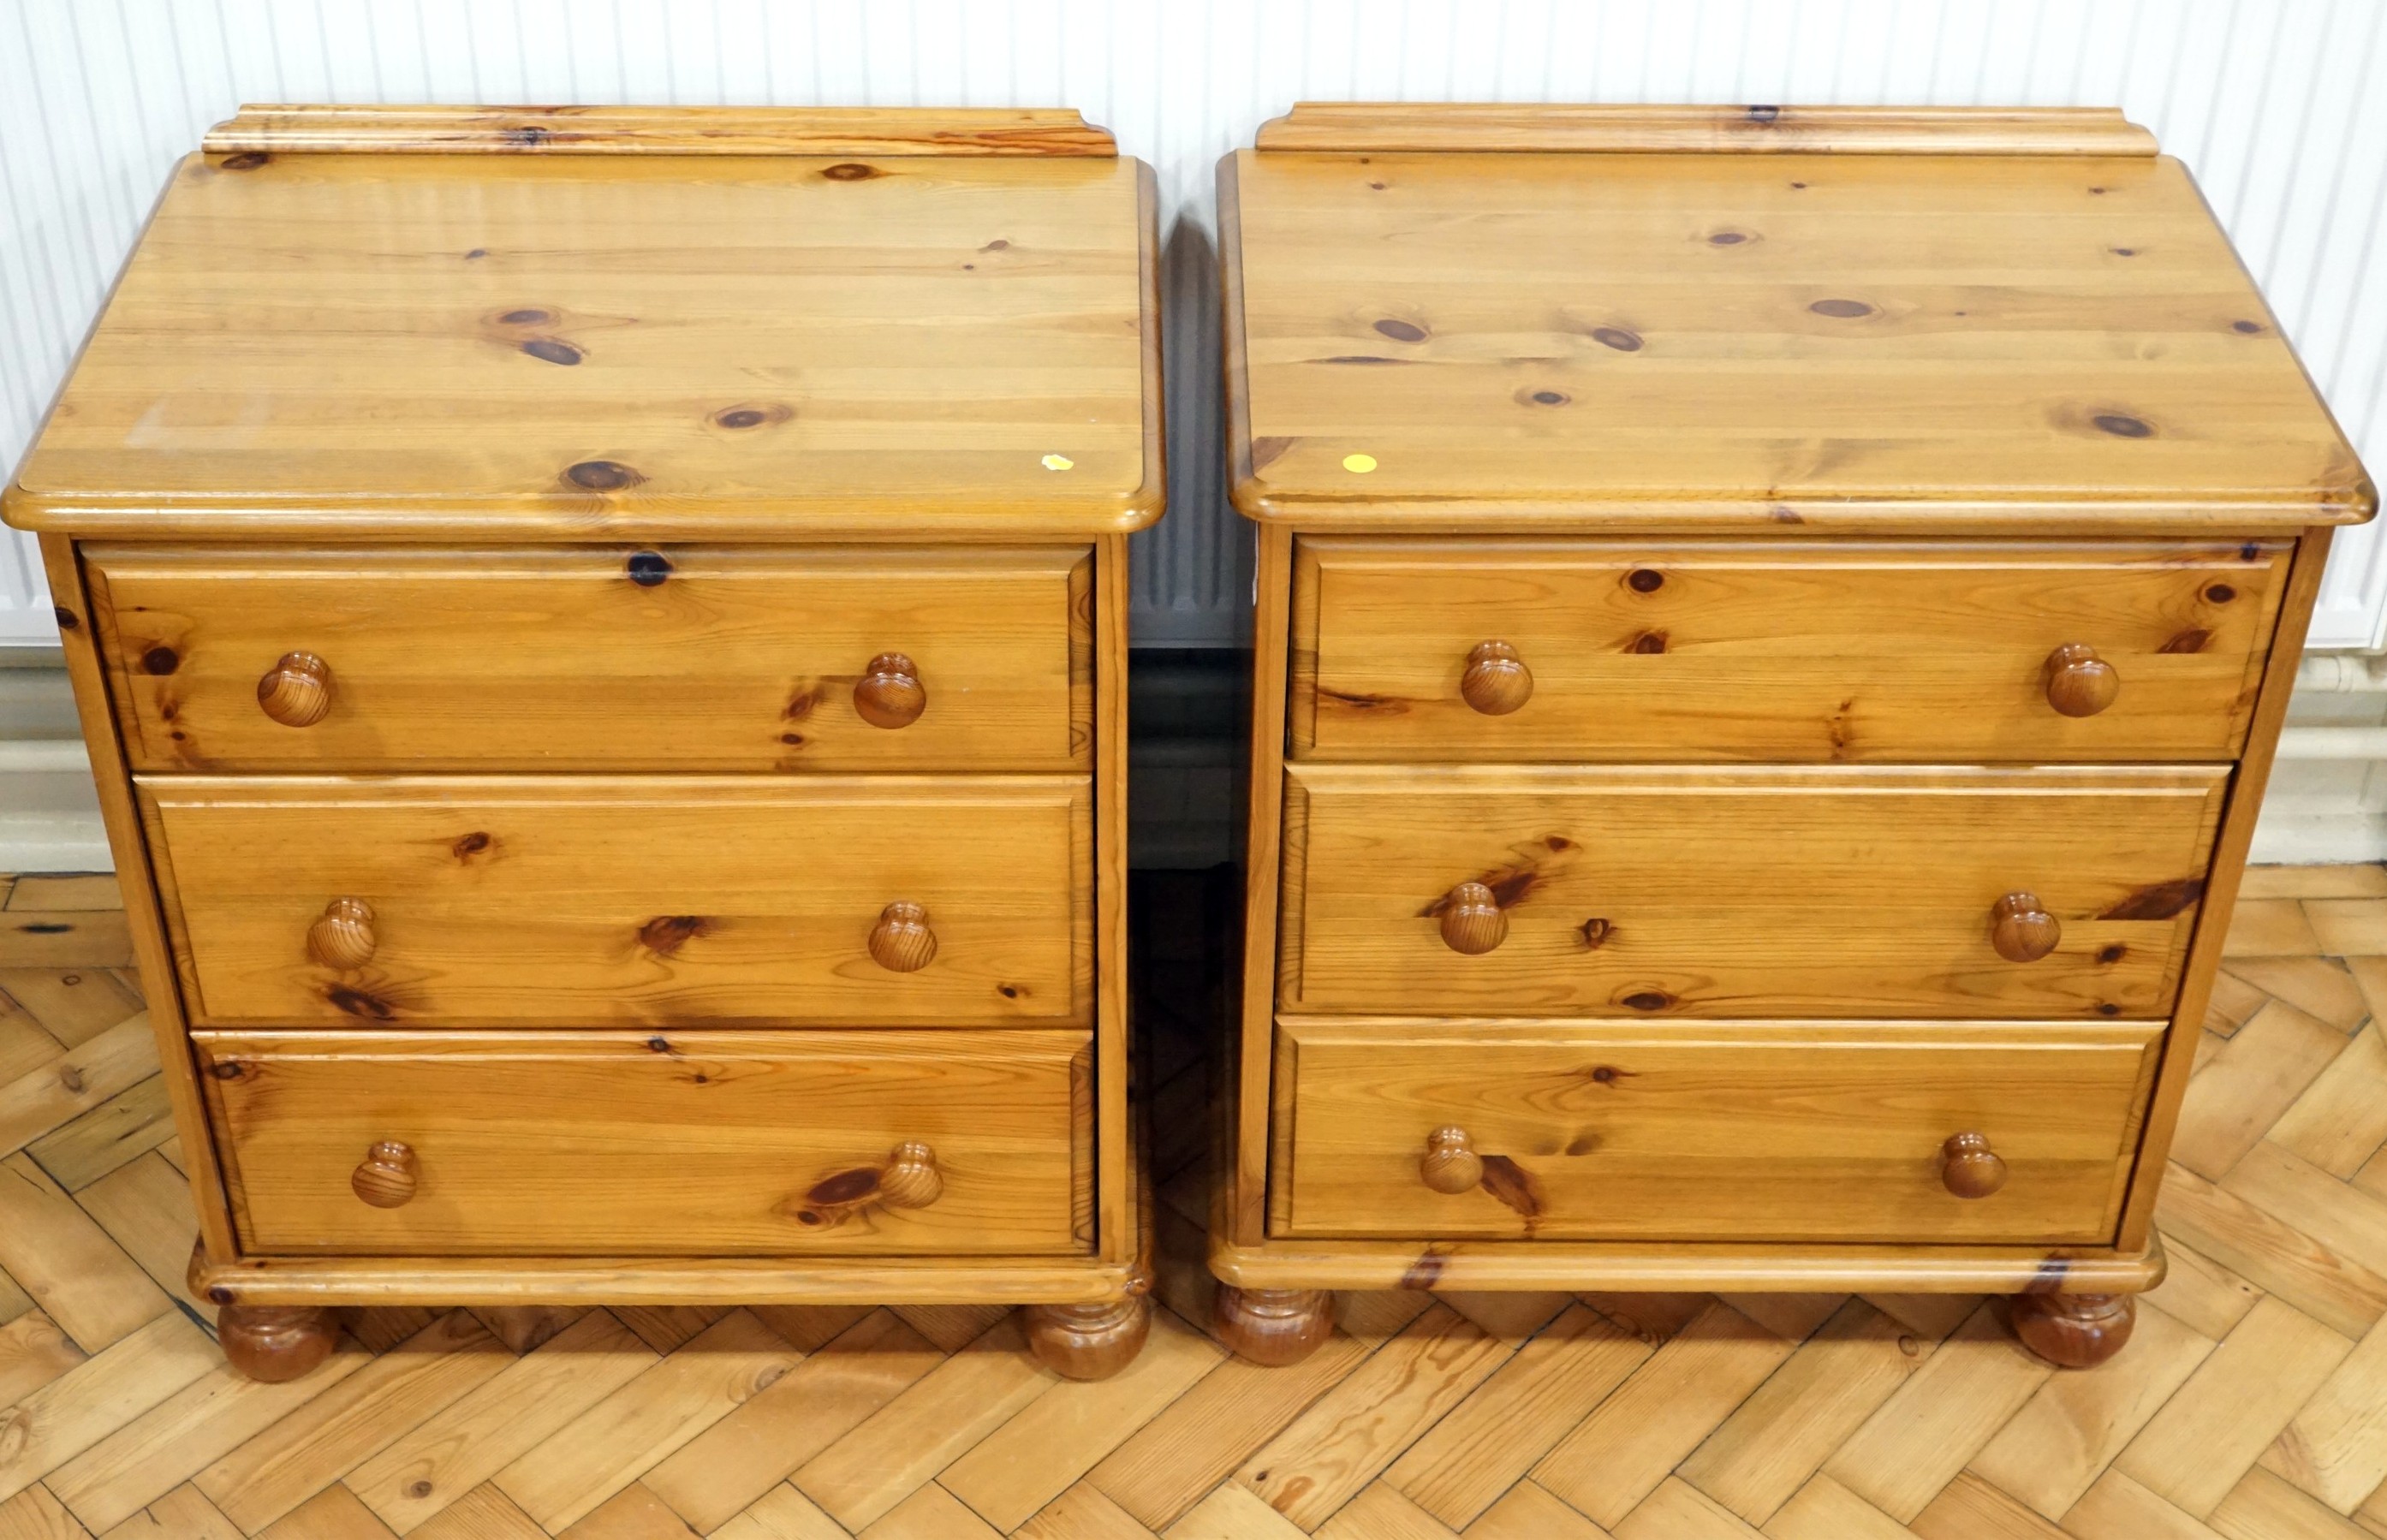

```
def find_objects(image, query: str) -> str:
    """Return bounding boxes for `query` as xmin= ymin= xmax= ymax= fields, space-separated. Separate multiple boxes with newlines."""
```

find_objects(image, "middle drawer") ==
xmin=143 ymin=776 xmax=1090 ymax=1029
xmin=1281 ymin=764 xmax=2227 ymax=1020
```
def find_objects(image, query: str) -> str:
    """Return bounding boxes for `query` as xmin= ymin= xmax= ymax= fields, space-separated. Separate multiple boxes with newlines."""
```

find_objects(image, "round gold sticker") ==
xmin=1342 ymin=453 xmax=1378 ymax=473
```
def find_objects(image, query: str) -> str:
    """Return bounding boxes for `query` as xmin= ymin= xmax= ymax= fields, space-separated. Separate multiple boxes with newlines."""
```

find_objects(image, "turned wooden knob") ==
xmin=854 ymin=652 xmax=926 ymax=728
xmin=257 ymin=651 xmax=333 ymax=728
xmin=1940 ymin=1132 xmax=2007 ymax=1199
xmin=307 ymin=898 xmax=377 ymax=970
xmin=1420 ymin=1127 xmax=1485 ymax=1193
xmin=2044 ymin=643 xmax=2119 ymax=717
xmin=868 ymin=901 xmax=937 ymax=972
xmin=1460 ymin=640 xmax=1533 ymax=716
xmin=1990 ymin=892 xmax=2061 ymax=963
xmin=1438 ymin=882 xmax=1508 ymax=954
xmin=351 ymin=1140 xmax=418 ymax=1208
xmin=879 ymin=1141 xmax=943 ymax=1208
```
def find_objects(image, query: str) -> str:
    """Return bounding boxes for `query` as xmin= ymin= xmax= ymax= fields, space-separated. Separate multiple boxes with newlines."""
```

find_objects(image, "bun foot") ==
xmin=1024 ymin=1281 xmax=1152 ymax=1382
xmin=217 ymin=1305 xmax=339 ymax=1382
xmin=2010 ymin=1292 xmax=2135 ymax=1368
xmin=1213 ymin=1285 xmax=1335 ymax=1366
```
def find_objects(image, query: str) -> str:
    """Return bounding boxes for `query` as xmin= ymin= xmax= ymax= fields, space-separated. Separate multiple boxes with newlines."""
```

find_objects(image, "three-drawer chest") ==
xmin=1211 ymin=104 xmax=2373 ymax=1368
xmin=4 ymin=105 xmax=1164 ymax=1381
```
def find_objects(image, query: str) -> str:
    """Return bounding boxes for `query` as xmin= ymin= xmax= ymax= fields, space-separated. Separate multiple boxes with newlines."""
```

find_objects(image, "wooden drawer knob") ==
xmin=869 ymin=901 xmax=937 ymax=972
xmin=352 ymin=1140 xmax=419 ymax=1208
xmin=307 ymin=899 xmax=377 ymax=970
xmin=2044 ymin=643 xmax=2119 ymax=717
xmin=1461 ymin=640 xmax=1533 ymax=716
xmin=1420 ymin=1127 xmax=1485 ymax=1193
xmin=854 ymin=652 xmax=926 ymax=728
xmin=257 ymin=651 xmax=334 ymax=728
xmin=880 ymin=1141 xmax=943 ymax=1209
xmin=1940 ymin=1132 xmax=2007 ymax=1199
xmin=795 ymin=1141 xmax=945 ymax=1228
xmin=1990 ymin=892 xmax=2060 ymax=963
xmin=1438 ymin=882 xmax=1508 ymax=955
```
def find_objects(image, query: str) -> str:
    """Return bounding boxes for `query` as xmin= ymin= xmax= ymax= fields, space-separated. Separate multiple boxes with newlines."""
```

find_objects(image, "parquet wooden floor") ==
xmin=3 ymin=865 xmax=2387 ymax=1538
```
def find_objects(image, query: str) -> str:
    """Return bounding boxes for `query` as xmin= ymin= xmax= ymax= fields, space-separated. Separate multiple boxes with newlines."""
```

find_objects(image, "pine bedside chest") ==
xmin=1211 ymin=103 xmax=2374 ymax=1371
xmin=3 ymin=104 xmax=1163 ymax=1382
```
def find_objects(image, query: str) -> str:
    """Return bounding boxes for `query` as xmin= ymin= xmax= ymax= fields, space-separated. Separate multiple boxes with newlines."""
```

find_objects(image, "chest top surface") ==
xmin=1226 ymin=104 xmax=2372 ymax=532
xmin=6 ymin=105 xmax=1158 ymax=540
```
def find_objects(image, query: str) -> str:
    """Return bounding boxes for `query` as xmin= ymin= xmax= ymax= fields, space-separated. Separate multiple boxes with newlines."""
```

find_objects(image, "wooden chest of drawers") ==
xmin=1212 ymin=104 xmax=2375 ymax=1370
xmin=3 ymin=104 xmax=1162 ymax=1382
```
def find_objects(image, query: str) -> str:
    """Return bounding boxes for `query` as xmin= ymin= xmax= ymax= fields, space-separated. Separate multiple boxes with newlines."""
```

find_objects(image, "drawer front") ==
xmin=1282 ymin=764 xmax=2226 ymax=1019
xmin=1277 ymin=1020 xmax=2158 ymax=1244
xmin=1292 ymin=538 xmax=2287 ymax=763
xmin=198 ymin=1030 xmax=1090 ymax=1255
xmin=145 ymin=777 xmax=1089 ymax=1028
xmin=87 ymin=545 xmax=1091 ymax=773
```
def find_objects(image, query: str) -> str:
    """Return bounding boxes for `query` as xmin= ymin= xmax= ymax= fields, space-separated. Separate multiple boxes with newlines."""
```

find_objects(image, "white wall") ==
xmin=3 ymin=0 xmax=2386 ymax=650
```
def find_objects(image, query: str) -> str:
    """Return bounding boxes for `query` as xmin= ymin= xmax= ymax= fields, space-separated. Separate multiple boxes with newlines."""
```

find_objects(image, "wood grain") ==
xmin=1253 ymin=102 xmax=2160 ymax=156
xmin=36 ymin=536 xmax=239 ymax=1264
xmin=140 ymin=776 xmax=1092 ymax=1029
xmin=2114 ymin=528 xmax=2337 ymax=1252
xmin=1229 ymin=522 xmax=1295 ymax=1250
xmin=2 ymin=865 xmax=2380 ymax=1534
xmin=195 ymin=1030 xmax=1090 ymax=1257
xmin=4 ymin=147 xmax=1159 ymax=538
xmin=1277 ymin=1019 xmax=2157 ymax=1244
xmin=205 ymin=104 xmax=1118 ymax=157
xmin=1223 ymin=145 xmax=2369 ymax=529
xmin=1279 ymin=763 xmax=2225 ymax=1020
xmin=3 ymin=95 xmax=1157 ymax=1399
xmin=86 ymin=546 xmax=1093 ymax=773
xmin=1289 ymin=538 xmax=2286 ymax=763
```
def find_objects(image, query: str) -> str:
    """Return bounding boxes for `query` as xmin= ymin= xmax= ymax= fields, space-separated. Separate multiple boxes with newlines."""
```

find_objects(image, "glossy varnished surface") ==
xmin=1253 ymin=101 xmax=2164 ymax=156
xmin=1279 ymin=764 xmax=2226 ymax=1020
xmin=1276 ymin=1020 xmax=2158 ymax=1244
xmin=86 ymin=544 xmax=1093 ymax=773
xmin=8 ymin=148 xmax=1158 ymax=536
xmin=205 ymin=104 xmax=1122 ymax=158
xmin=1227 ymin=145 xmax=2371 ymax=527
xmin=197 ymin=1031 xmax=1091 ymax=1256
xmin=140 ymin=776 xmax=1092 ymax=1029
xmin=1292 ymin=537 xmax=2288 ymax=762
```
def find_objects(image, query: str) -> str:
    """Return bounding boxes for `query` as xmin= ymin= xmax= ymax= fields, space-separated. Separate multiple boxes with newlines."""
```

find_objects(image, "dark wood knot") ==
xmin=565 ymin=461 xmax=643 ymax=491
xmin=711 ymin=401 xmax=793 ymax=431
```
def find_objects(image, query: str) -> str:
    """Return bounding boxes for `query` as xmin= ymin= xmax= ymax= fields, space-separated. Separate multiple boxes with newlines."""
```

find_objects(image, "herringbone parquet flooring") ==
xmin=3 ymin=865 xmax=2387 ymax=1538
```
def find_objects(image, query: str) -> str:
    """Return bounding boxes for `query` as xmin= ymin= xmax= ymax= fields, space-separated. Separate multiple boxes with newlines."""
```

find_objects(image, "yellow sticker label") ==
xmin=1041 ymin=453 xmax=1074 ymax=471
xmin=1342 ymin=453 xmax=1378 ymax=473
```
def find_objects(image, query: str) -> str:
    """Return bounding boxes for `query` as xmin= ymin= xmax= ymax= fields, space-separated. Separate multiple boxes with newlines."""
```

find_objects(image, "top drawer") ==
xmin=85 ymin=545 xmax=1091 ymax=773
xmin=1290 ymin=538 xmax=2287 ymax=764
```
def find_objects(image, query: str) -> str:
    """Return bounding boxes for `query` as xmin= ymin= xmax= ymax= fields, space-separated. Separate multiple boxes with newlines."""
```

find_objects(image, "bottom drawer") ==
xmin=1277 ymin=1019 xmax=2159 ymax=1245
xmin=199 ymin=1030 xmax=1091 ymax=1256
